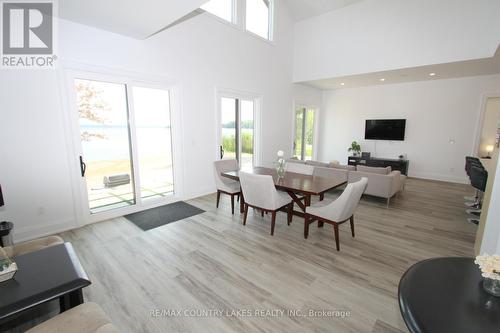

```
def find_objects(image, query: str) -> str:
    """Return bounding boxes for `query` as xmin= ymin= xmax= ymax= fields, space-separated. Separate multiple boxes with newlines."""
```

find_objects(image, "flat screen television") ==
xmin=365 ymin=119 xmax=406 ymax=141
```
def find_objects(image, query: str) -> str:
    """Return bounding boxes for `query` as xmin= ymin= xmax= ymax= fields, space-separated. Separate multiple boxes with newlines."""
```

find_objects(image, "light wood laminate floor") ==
xmin=11 ymin=178 xmax=478 ymax=332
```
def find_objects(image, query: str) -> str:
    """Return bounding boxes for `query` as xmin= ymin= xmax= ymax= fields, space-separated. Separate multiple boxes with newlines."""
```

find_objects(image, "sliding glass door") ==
xmin=74 ymin=77 xmax=174 ymax=215
xmin=76 ymin=79 xmax=136 ymax=213
xmin=293 ymin=106 xmax=315 ymax=161
xmin=132 ymin=87 xmax=174 ymax=201
xmin=220 ymin=96 xmax=254 ymax=169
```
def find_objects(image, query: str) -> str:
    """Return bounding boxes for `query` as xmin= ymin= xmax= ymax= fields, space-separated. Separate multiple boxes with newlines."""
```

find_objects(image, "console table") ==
xmin=348 ymin=156 xmax=409 ymax=175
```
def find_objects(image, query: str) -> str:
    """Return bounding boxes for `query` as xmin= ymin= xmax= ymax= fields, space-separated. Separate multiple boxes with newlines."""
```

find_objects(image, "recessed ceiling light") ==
xmin=340 ymin=82 xmax=345 ymax=86
xmin=380 ymin=78 xmax=386 ymax=82
xmin=429 ymin=72 xmax=436 ymax=76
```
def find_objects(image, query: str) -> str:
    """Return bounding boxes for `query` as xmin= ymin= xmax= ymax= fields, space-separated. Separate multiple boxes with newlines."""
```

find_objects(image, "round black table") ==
xmin=0 ymin=222 xmax=13 ymax=247
xmin=398 ymin=257 xmax=500 ymax=333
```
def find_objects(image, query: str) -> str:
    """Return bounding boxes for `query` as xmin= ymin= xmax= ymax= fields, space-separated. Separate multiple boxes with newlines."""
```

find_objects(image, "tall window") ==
xmin=246 ymin=0 xmax=273 ymax=40
xmin=220 ymin=96 xmax=255 ymax=169
xmin=201 ymin=0 xmax=234 ymax=23
xmin=293 ymin=107 xmax=315 ymax=161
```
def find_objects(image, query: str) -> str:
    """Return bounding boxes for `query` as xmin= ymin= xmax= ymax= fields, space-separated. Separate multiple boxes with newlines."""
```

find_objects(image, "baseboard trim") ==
xmin=409 ymin=172 xmax=469 ymax=184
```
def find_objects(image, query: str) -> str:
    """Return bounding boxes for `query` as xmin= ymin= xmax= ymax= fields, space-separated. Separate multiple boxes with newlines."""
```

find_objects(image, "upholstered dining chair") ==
xmin=239 ymin=172 xmax=293 ymax=235
xmin=285 ymin=162 xmax=314 ymax=175
xmin=213 ymin=159 xmax=241 ymax=214
xmin=304 ymin=177 xmax=368 ymax=251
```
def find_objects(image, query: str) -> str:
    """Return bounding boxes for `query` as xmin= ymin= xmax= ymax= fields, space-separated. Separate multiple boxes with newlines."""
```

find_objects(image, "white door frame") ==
xmin=61 ymin=67 xmax=184 ymax=225
xmin=214 ymin=87 xmax=262 ymax=167
xmin=473 ymin=92 xmax=500 ymax=156
xmin=291 ymin=101 xmax=320 ymax=161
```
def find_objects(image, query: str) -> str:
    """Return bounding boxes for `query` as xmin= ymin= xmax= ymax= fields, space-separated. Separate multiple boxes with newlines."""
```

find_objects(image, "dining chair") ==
xmin=304 ymin=177 xmax=368 ymax=251
xmin=239 ymin=172 xmax=293 ymax=235
xmin=213 ymin=159 xmax=241 ymax=214
xmin=285 ymin=162 xmax=315 ymax=205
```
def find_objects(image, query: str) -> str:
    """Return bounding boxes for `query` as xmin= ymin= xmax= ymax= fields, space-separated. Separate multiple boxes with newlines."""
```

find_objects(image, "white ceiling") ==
xmin=59 ymin=0 xmax=209 ymax=39
xmin=285 ymin=0 xmax=364 ymax=21
xmin=300 ymin=51 xmax=500 ymax=90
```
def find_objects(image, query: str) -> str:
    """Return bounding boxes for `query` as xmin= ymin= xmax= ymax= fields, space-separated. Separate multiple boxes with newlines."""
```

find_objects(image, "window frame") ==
xmin=200 ymin=0 xmax=275 ymax=43
xmin=244 ymin=0 xmax=274 ymax=41
xmin=200 ymin=0 xmax=237 ymax=25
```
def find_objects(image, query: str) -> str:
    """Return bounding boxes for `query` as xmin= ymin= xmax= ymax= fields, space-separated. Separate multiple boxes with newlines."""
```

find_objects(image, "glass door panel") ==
xmin=132 ymin=87 xmax=174 ymax=201
xmin=293 ymin=108 xmax=304 ymax=159
xmin=304 ymin=108 xmax=315 ymax=161
xmin=75 ymin=79 xmax=135 ymax=213
xmin=221 ymin=97 xmax=237 ymax=160
xmin=240 ymin=100 xmax=254 ymax=168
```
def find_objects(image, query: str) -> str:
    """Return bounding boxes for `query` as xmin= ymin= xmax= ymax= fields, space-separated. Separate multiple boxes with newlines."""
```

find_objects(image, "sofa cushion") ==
xmin=26 ymin=302 xmax=119 ymax=333
xmin=286 ymin=158 xmax=306 ymax=164
xmin=356 ymin=165 xmax=391 ymax=174
xmin=8 ymin=235 xmax=64 ymax=257
xmin=305 ymin=160 xmax=329 ymax=168
xmin=329 ymin=163 xmax=356 ymax=171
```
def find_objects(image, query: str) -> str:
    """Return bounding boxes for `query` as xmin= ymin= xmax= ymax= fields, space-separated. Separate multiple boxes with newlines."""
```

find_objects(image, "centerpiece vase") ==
xmin=483 ymin=278 xmax=500 ymax=297
xmin=276 ymin=158 xmax=285 ymax=178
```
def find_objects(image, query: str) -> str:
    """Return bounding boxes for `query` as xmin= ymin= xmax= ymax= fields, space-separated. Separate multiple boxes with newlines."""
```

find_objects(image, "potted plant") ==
xmin=348 ymin=141 xmax=361 ymax=157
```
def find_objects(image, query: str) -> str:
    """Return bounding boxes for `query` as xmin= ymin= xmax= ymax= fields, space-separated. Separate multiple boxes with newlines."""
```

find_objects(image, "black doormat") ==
xmin=125 ymin=201 xmax=205 ymax=231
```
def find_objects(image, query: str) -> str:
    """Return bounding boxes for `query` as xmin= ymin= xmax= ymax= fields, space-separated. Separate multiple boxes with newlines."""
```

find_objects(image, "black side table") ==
xmin=399 ymin=257 xmax=500 ymax=333
xmin=0 ymin=222 xmax=13 ymax=247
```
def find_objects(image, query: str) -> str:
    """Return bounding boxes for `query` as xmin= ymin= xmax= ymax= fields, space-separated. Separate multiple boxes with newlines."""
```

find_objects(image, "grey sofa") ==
xmin=287 ymin=159 xmax=406 ymax=207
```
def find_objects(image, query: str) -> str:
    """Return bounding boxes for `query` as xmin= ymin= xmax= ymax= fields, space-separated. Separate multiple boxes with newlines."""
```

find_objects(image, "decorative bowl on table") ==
xmin=0 ymin=246 xmax=17 ymax=283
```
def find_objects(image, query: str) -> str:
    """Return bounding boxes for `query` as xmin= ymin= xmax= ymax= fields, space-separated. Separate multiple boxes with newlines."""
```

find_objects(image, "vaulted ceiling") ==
xmin=285 ymin=0 xmax=364 ymax=21
xmin=59 ymin=0 xmax=209 ymax=39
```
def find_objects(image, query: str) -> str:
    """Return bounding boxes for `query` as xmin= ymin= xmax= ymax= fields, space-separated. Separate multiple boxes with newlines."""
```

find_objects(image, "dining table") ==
xmin=221 ymin=166 xmax=347 ymax=218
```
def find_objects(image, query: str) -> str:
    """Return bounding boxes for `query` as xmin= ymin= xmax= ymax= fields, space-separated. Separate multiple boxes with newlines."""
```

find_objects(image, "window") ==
xmin=246 ymin=0 xmax=273 ymax=40
xmin=293 ymin=107 xmax=315 ymax=161
xmin=201 ymin=0 xmax=234 ymax=23
xmin=220 ymin=97 xmax=255 ymax=169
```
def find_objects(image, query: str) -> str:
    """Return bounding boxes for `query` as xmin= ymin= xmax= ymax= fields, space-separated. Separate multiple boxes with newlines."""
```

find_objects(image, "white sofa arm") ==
xmin=389 ymin=171 xmax=401 ymax=197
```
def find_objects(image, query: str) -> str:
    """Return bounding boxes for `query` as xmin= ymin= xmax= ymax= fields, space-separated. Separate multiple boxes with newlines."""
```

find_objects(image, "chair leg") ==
xmin=243 ymin=204 xmax=248 ymax=225
xmin=333 ymin=224 xmax=340 ymax=251
xmin=216 ymin=190 xmax=221 ymax=208
xmin=350 ymin=216 xmax=355 ymax=237
xmin=231 ymin=195 xmax=235 ymax=215
xmin=261 ymin=210 xmax=264 ymax=218
xmin=319 ymin=193 xmax=324 ymax=201
xmin=271 ymin=211 xmax=276 ymax=236
xmin=287 ymin=203 xmax=293 ymax=225
xmin=304 ymin=214 xmax=309 ymax=239
xmin=237 ymin=194 xmax=240 ymax=202
xmin=386 ymin=197 xmax=390 ymax=208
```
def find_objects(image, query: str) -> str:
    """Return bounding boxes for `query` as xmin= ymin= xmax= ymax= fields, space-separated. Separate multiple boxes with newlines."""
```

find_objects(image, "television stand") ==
xmin=348 ymin=156 xmax=409 ymax=175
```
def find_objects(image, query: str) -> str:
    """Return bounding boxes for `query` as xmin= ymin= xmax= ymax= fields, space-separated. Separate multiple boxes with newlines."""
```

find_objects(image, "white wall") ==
xmin=318 ymin=74 xmax=500 ymax=183
xmin=0 ymin=0 xmax=322 ymax=241
xmin=481 ymin=156 xmax=500 ymax=255
xmin=293 ymin=0 xmax=500 ymax=82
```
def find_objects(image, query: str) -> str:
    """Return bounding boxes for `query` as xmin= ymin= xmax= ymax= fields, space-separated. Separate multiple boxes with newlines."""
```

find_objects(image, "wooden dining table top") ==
xmin=221 ymin=166 xmax=346 ymax=195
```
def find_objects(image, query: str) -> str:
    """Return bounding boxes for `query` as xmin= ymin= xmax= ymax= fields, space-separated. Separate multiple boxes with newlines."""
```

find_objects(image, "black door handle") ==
xmin=220 ymin=146 xmax=224 ymax=159
xmin=79 ymin=156 xmax=86 ymax=177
